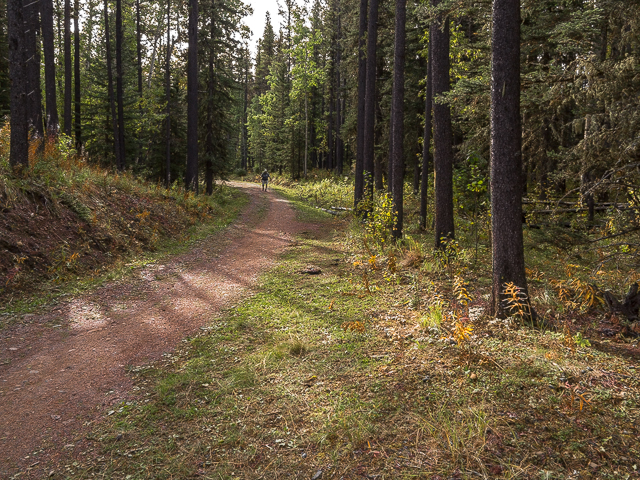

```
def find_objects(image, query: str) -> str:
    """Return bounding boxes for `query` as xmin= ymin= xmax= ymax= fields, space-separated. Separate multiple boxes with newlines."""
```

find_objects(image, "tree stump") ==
xmin=603 ymin=282 xmax=640 ymax=335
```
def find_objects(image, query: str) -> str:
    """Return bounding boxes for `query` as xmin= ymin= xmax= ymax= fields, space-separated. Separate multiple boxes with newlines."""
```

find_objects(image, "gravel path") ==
xmin=0 ymin=182 xmax=311 ymax=478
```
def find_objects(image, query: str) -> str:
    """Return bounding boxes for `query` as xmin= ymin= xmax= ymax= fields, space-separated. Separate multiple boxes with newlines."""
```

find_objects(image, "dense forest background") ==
xmin=2 ymin=0 xmax=640 ymax=316
xmin=2 ymin=0 xmax=638 ymax=192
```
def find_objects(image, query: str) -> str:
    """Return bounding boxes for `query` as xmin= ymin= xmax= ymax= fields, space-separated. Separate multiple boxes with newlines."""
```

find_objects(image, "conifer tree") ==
xmin=391 ymin=0 xmax=406 ymax=240
xmin=185 ymin=0 xmax=198 ymax=191
xmin=8 ymin=0 xmax=28 ymax=168
xmin=490 ymin=0 xmax=532 ymax=319
xmin=431 ymin=0 xmax=454 ymax=248
xmin=41 ymin=0 xmax=59 ymax=136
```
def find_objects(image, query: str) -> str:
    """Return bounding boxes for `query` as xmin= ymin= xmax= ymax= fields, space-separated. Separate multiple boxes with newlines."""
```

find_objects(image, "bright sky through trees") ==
xmin=245 ymin=0 xmax=289 ymax=52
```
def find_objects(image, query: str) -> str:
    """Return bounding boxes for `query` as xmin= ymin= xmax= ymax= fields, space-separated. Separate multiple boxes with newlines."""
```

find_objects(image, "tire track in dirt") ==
xmin=0 ymin=183 xmax=312 ymax=478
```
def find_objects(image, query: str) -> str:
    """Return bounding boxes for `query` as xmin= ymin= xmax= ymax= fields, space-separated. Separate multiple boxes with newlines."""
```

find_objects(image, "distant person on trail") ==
xmin=261 ymin=169 xmax=271 ymax=191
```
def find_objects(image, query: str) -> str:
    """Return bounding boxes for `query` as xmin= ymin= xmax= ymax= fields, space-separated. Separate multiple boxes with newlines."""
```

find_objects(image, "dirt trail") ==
xmin=0 ymin=183 xmax=310 ymax=478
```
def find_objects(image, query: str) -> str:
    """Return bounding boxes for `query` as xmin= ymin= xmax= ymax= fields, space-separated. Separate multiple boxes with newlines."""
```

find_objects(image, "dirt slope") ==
xmin=0 ymin=183 xmax=309 ymax=479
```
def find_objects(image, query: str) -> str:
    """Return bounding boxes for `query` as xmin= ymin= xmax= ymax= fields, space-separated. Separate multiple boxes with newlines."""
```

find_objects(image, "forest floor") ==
xmin=1 ymin=181 xmax=639 ymax=480
xmin=0 ymin=181 xmax=318 ymax=479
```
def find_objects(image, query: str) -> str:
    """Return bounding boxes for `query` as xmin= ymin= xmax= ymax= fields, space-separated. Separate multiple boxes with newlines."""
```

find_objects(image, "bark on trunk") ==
xmin=374 ymin=55 xmax=384 ymax=190
xmin=205 ymin=9 xmax=214 ymax=195
xmin=165 ymin=0 xmax=171 ymax=186
xmin=64 ymin=0 xmax=72 ymax=136
xmin=104 ymin=0 xmax=120 ymax=169
xmin=363 ymin=0 xmax=379 ymax=205
xmin=41 ymin=0 xmax=59 ymax=136
xmin=25 ymin=0 xmax=43 ymax=138
xmin=8 ymin=0 xmax=29 ymax=168
xmin=185 ymin=0 xmax=198 ymax=192
xmin=242 ymin=50 xmax=249 ymax=171
xmin=432 ymin=0 xmax=454 ymax=248
xmin=136 ymin=0 xmax=142 ymax=96
xmin=420 ymin=29 xmax=433 ymax=230
xmin=335 ymin=5 xmax=344 ymax=176
xmin=74 ymin=0 xmax=81 ymax=150
xmin=327 ymin=57 xmax=335 ymax=172
xmin=391 ymin=0 xmax=406 ymax=240
xmin=354 ymin=0 xmax=367 ymax=210
xmin=115 ymin=0 xmax=125 ymax=170
xmin=490 ymin=0 xmax=531 ymax=319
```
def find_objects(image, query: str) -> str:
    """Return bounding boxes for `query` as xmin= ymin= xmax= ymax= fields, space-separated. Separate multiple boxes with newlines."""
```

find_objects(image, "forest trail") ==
xmin=0 ymin=182 xmax=311 ymax=478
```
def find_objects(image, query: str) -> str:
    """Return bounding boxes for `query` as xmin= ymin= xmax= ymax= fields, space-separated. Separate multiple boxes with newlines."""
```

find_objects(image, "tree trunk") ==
xmin=420 ymin=30 xmax=433 ymax=230
xmin=115 ymin=0 xmax=125 ymax=170
xmin=136 ymin=0 xmax=142 ymax=96
xmin=432 ymin=0 xmax=454 ymax=248
xmin=136 ymin=0 xmax=142 ymax=163
xmin=490 ymin=0 xmax=531 ymax=320
xmin=205 ymin=7 xmax=214 ymax=195
xmin=64 ymin=0 xmax=72 ymax=136
xmin=25 ymin=0 xmax=43 ymax=138
xmin=8 ymin=0 xmax=28 ymax=168
xmin=165 ymin=0 xmax=171 ymax=186
xmin=104 ymin=0 xmax=121 ymax=169
xmin=363 ymin=0 xmax=379 ymax=205
xmin=335 ymin=4 xmax=344 ymax=176
xmin=185 ymin=0 xmax=198 ymax=192
xmin=147 ymin=16 xmax=164 ymax=87
xmin=374 ymin=55 xmax=384 ymax=190
xmin=242 ymin=49 xmax=249 ymax=171
xmin=327 ymin=57 xmax=335 ymax=172
xmin=354 ymin=0 xmax=367 ymax=210
xmin=304 ymin=89 xmax=309 ymax=177
xmin=391 ymin=0 xmax=406 ymax=240
xmin=40 ymin=0 xmax=59 ymax=136
xmin=74 ymin=0 xmax=81 ymax=150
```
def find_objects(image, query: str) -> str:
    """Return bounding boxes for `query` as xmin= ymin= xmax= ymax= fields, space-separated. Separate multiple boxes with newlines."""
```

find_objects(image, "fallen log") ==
xmin=529 ymin=206 xmax=632 ymax=215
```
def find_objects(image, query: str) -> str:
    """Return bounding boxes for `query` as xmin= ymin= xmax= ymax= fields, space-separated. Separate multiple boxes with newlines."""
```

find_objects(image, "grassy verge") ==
xmin=70 ymin=197 xmax=639 ymax=480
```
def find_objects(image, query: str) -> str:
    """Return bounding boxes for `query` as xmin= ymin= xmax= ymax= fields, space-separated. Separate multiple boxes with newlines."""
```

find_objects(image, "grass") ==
xmin=64 ymin=183 xmax=639 ymax=479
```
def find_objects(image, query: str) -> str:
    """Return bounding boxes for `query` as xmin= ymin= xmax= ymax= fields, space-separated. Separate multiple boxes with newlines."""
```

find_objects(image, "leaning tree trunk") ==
xmin=363 ymin=0 xmax=379 ymax=205
xmin=391 ymin=0 xmax=406 ymax=240
xmin=41 ymin=0 xmax=59 ymax=136
xmin=185 ymin=0 xmax=198 ymax=192
xmin=420 ymin=29 xmax=433 ymax=230
xmin=8 ymin=0 xmax=29 ymax=168
xmin=432 ymin=0 xmax=454 ymax=248
xmin=354 ymin=0 xmax=367 ymax=210
xmin=64 ymin=0 xmax=72 ymax=137
xmin=490 ymin=0 xmax=532 ymax=320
